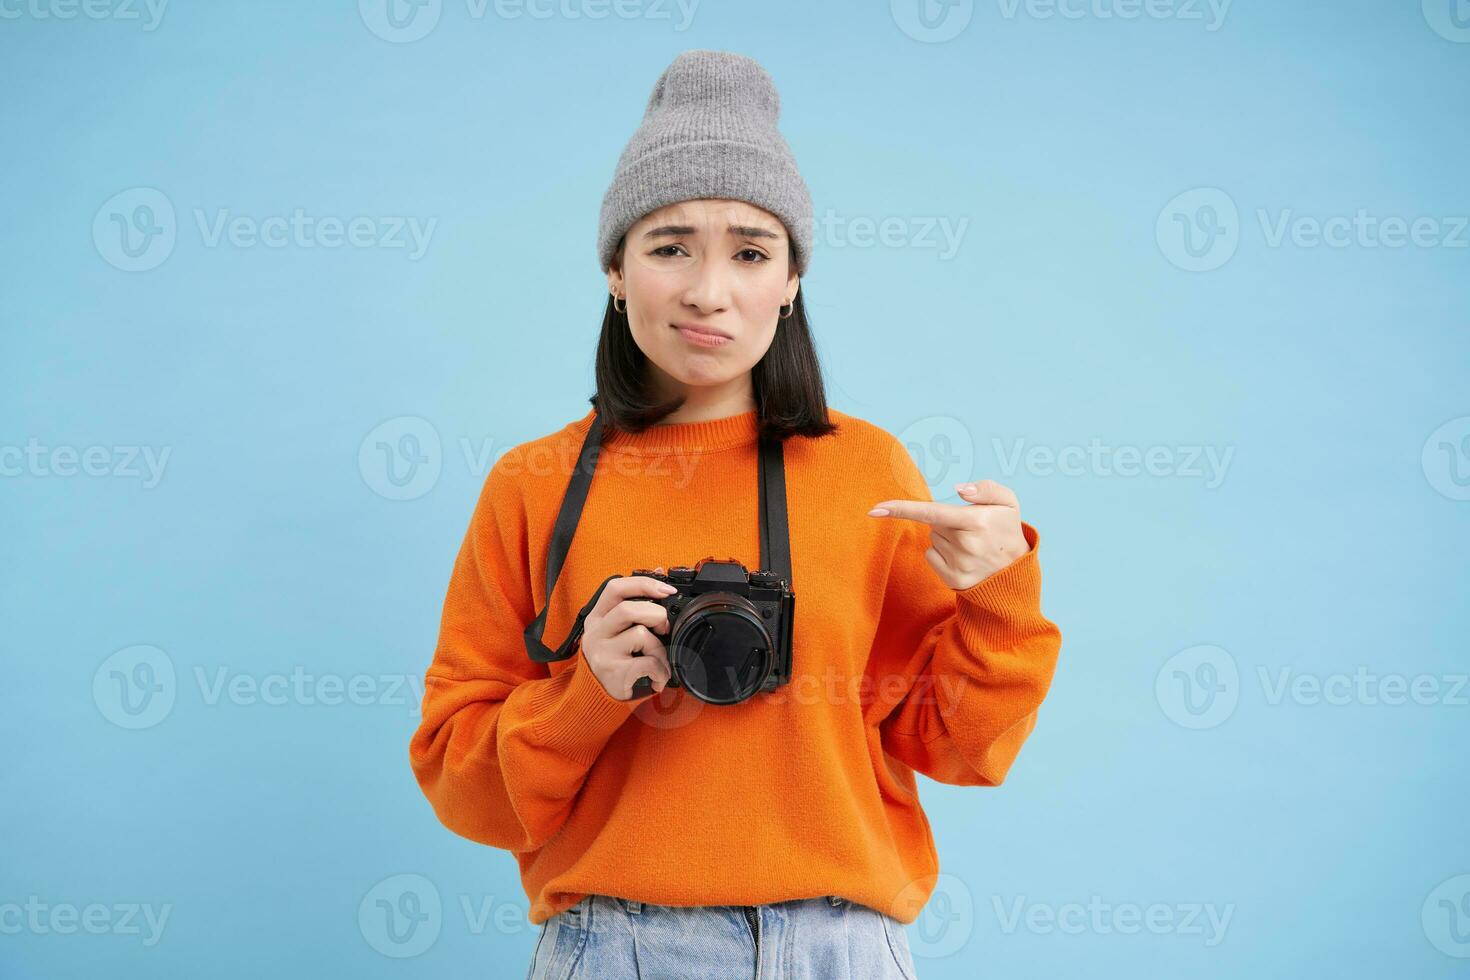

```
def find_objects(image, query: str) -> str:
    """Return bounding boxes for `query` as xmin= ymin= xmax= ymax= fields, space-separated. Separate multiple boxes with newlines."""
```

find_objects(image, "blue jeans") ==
xmin=526 ymin=893 xmax=920 ymax=979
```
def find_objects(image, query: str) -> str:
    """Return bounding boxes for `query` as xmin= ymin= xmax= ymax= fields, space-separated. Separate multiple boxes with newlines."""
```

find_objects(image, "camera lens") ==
xmin=668 ymin=593 xmax=773 ymax=704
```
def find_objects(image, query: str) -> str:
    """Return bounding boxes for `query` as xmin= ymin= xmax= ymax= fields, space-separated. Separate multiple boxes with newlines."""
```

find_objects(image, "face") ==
xmin=607 ymin=198 xmax=800 ymax=398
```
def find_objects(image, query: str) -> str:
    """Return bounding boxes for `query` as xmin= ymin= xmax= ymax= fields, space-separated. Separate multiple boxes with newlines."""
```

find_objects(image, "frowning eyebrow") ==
xmin=641 ymin=224 xmax=783 ymax=242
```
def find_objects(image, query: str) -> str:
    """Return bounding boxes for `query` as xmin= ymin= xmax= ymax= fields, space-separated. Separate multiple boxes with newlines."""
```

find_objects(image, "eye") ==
xmin=736 ymin=249 xmax=769 ymax=263
xmin=651 ymin=244 xmax=688 ymax=257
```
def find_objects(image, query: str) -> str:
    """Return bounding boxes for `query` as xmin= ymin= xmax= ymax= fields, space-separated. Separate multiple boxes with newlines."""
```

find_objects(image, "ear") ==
xmin=606 ymin=235 xmax=627 ymax=292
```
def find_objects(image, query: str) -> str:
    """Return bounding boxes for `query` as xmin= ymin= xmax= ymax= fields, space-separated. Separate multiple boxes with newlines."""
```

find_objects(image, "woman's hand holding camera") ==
xmin=580 ymin=567 xmax=677 ymax=700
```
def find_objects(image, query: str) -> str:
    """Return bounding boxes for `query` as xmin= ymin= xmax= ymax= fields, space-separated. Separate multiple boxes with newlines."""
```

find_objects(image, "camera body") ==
xmin=626 ymin=556 xmax=795 ymax=705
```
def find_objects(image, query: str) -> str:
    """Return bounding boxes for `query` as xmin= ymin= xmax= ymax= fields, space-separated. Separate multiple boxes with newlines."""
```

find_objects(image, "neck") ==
xmin=653 ymin=372 xmax=758 ymax=425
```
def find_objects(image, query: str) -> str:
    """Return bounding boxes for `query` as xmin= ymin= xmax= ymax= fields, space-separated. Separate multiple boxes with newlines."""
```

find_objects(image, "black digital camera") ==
xmin=523 ymin=408 xmax=798 ymax=708
xmin=625 ymin=556 xmax=795 ymax=705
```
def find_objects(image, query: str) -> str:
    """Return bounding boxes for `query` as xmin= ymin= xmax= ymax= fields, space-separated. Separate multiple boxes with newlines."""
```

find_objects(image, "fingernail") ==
xmin=955 ymin=483 xmax=975 ymax=493
xmin=868 ymin=507 xmax=889 ymax=517
xmin=660 ymin=583 xmax=677 ymax=592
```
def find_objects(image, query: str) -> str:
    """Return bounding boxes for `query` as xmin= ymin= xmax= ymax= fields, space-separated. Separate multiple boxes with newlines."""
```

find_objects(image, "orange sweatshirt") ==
xmin=408 ymin=406 xmax=1062 ymax=926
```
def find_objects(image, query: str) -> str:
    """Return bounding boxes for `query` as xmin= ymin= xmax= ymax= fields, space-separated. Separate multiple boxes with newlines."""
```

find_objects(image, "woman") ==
xmin=408 ymin=49 xmax=1062 ymax=979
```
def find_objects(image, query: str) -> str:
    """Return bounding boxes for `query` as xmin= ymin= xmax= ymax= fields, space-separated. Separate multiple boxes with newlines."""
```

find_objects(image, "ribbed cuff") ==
xmin=530 ymin=645 xmax=642 ymax=766
xmin=953 ymin=522 xmax=1045 ymax=646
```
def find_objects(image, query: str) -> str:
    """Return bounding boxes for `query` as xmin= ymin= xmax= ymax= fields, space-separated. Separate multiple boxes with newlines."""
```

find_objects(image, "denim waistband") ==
xmin=610 ymin=894 xmax=848 ymax=915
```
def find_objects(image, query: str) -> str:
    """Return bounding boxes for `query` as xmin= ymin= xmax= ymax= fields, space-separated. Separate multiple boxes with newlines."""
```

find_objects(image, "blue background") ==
xmin=3 ymin=1 xmax=1468 ymax=977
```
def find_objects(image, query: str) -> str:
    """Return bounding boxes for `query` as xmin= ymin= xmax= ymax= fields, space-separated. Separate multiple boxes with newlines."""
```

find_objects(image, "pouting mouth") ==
xmin=673 ymin=323 xmax=732 ymax=340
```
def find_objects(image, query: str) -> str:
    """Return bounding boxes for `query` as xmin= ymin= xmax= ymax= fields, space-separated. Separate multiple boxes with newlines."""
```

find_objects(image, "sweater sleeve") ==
xmin=868 ymin=447 xmax=1063 ymax=788
xmin=408 ymin=456 xmax=642 ymax=853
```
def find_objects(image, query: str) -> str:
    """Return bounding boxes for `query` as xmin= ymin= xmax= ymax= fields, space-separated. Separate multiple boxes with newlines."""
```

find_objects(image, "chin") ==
xmin=674 ymin=365 xmax=731 ymax=385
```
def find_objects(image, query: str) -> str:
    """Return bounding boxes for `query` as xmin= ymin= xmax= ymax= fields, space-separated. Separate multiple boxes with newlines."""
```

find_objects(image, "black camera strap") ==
xmin=523 ymin=408 xmax=789 ymax=664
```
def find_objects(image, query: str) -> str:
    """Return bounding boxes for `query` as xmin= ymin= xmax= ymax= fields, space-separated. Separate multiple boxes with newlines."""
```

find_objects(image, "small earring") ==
xmin=779 ymin=301 xmax=794 ymax=319
xmin=613 ymin=294 xmax=627 ymax=314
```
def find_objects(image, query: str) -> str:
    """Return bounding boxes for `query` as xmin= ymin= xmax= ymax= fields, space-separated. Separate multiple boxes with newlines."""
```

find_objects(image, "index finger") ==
xmin=592 ymin=572 xmax=676 ymax=619
xmin=868 ymin=498 xmax=980 ymax=529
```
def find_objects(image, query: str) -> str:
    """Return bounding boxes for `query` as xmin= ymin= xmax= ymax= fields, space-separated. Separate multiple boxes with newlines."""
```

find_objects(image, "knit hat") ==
xmin=597 ymin=49 xmax=813 ymax=277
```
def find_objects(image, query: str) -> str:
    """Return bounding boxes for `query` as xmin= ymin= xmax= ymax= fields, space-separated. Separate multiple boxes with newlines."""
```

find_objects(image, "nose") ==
xmin=678 ymin=255 xmax=733 ymax=314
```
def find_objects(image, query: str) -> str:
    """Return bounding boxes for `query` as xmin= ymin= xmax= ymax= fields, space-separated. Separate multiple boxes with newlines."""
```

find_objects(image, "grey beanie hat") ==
xmin=597 ymin=49 xmax=813 ymax=276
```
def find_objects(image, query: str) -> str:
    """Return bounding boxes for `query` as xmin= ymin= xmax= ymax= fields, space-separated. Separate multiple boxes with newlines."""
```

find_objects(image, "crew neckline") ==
xmin=586 ymin=407 xmax=761 ymax=454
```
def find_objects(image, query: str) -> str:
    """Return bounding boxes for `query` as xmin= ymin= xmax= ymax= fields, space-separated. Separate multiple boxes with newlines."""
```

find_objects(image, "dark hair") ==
xmin=589 ymin=256 xmax=840 ymax=444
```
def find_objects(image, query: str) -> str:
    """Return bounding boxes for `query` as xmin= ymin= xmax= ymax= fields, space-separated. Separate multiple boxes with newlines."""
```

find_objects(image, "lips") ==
xmin=673 ymin=323 xmax=731 ymax=339
xmin=673 ymin=323 xmax=733 ymax=348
